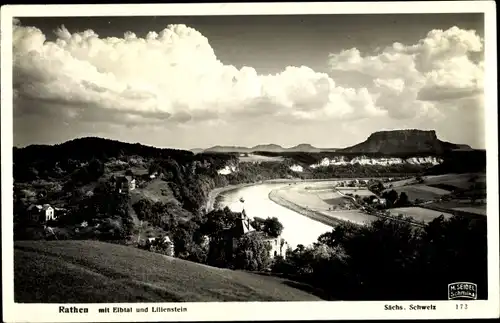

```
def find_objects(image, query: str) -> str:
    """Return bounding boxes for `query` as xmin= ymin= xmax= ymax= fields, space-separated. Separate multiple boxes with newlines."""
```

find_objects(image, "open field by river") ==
xmin=336 ymin=188 xmax=374 ymax=197
xmin=384 ymin=184 xmax=450 ymax=202
xmin=451 ymin=206 xmax=487 ymax=216
xmin=273 ymin=183 xmax=379 ymax=225
xmin=389 ymin=207 xmax=454 ymax=223
xmin=386 ymin=173 xmax=486 ymax=191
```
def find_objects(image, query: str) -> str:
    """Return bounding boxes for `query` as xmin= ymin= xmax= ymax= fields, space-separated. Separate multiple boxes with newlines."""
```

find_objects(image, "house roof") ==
xmin=116 ymin=175 xmax=135 ymax=183
xmin=29 ymin=204 xmax=51 ymax=211
xmin=27 ymin=204 xmax=40 ymax=211
xmin=232 ymin=215 xmax=256 ymax=236
xmin=246 ymin=230 xmax=279 ymax=241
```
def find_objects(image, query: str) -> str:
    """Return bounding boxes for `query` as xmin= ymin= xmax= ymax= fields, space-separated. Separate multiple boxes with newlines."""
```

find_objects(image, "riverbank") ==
xmin=205 ymin=176 xmax=391 ymax=212
xmin=205 ymin=178 xmax=318 ymax=212
xmin=205 ymin=183 xmax=257 ymax=212
xmin=268 ymin=189 xmax=361 ymax=227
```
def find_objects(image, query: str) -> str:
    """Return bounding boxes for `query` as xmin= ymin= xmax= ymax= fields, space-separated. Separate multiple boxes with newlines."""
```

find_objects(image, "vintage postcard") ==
xmin=1 ymin=2 xmax=498 ymax=322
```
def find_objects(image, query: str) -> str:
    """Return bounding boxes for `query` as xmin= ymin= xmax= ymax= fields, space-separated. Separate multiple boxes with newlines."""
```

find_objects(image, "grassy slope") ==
xmin=14 ymin=240 xmax=322 ymax=303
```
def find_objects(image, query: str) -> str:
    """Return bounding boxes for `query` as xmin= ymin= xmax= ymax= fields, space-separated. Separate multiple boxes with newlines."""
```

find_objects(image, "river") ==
xmin=217 ymin=183 xmax=335 ymax=250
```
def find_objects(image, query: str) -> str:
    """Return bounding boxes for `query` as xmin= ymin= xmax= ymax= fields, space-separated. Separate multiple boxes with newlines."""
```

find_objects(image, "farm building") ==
xmin=146 ymin=236 xmax=175 ymax=256
xmin=115 ymin=175 xmax=136 ymax=194
xmin=372 ymin=198 xmax=387 ymax=205
xmin=28 ymin=204 xmax=57 ymax=223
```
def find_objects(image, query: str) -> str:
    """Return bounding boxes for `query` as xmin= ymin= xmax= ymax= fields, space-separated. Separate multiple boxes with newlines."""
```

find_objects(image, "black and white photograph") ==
xmin=2 ymin=2 xmax=499 ymax=322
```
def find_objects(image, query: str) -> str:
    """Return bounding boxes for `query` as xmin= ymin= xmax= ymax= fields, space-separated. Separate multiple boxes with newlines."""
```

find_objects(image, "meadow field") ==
xmin=452 ymin=206 xmax=487 ymax=216
xmin=238 ymin=154 xmax=285 ymax=163
xmin=336 ymin=188 xmax=374 ymax=197
xmin=272 ymin=182 xmax=378 ymax=225
xmin=279 ymin=184 xmax=354 ymax=211
xmin=384 ymin=185 xmax=449 ymax=202
xmin=425 ymin=200 xmax=487 ymax=217
xmin=385 ymin=173 xmax=486 ymax=191
xmin=14 ymin=240 xmax=322 ymax=303
xmin=423 ymin=173 xmax=486 ymax=189
xmin=389 ymin=207 xmax=454 ymax=223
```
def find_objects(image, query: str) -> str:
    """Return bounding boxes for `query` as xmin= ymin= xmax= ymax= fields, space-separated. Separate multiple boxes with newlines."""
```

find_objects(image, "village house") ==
xmin=28 ymin=204 xmax=57 ymax=223
xmin=200 ymin=235 xmax=210 ymax=249
xmin=146 ymin=236 xmax=175 ymax=257
xmin=372 ymin=198 xmax=387 ymax=206
xmin=114 ymin=175 xmax=136 ymax=194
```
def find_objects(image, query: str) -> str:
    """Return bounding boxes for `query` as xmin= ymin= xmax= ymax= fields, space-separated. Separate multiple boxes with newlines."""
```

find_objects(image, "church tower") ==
xmin=239 ymin=198 xmax=255 ymax=234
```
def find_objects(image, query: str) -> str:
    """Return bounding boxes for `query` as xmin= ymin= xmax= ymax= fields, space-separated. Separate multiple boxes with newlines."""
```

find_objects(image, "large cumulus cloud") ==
xmin=328 ymin=26 xmax=484 ymax=120
xmin=12 ymin=20 xmax=485 ymax=149
xmin=13 ymin=21 xmax=385 ymax=126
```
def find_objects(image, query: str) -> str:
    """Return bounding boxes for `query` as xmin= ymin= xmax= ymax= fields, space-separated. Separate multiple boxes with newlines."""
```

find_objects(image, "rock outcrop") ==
xmin=340 ymin=129 xmax=470 ymax=154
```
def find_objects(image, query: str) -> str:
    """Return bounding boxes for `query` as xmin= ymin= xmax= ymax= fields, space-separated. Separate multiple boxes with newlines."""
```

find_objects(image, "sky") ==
xmin=12 ymin=13 xmax=486 ymax=149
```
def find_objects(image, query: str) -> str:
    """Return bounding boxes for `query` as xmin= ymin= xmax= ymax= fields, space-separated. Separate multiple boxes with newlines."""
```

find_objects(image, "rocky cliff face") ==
xmin=308 ymin=156 xmax=443 ymax=169
xmin=341 ymin=130 xmax=469 ymax=154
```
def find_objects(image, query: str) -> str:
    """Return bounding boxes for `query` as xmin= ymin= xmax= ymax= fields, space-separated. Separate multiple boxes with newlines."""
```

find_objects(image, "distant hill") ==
xmin=14 ymin=240 xmax=322 ymax=303
xmin=190 ymin=148 xmax=205 ymax=154
xmin=14 ymin=137 xmax=193 ymax=165
xmin=340 ymin=130 xmax=471 ymax=154
xmin=203 ymin=144 xmax=337 ymax=153
xmin=287 ymin=144 xmax=321 ymax=153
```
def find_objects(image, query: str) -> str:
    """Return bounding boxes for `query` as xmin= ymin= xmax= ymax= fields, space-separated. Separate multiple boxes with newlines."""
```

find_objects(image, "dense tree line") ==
xmin=250 ymin=216 xmax=284 ymax=238
xmin=132 ymin=201 xmax=278 ymax=271
xmin=15 ymin=181 xmax=134 ymax=242
xmin=272 ymin=214 xmax=487 ymax=300
xmin=425 ymin=150 xmax=486 ymax=174
xmin=309 ymin=163 xmax=424 ymax=179
xmin=14 ymin=137 xmax=192 ymax=175
xmin=380 ymin=189 xmax=410 ymax=208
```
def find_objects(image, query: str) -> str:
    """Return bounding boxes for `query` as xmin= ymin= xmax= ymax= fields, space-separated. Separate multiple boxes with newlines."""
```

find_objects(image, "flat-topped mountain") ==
xmin=251 ymin=144 xmax=285 ymax=152
xmin=340 ymin=129 xmax=471 ymax=154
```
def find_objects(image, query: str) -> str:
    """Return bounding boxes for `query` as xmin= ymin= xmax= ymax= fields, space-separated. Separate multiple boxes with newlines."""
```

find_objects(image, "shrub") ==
xmin=271 ymin=214 xmax=487 ymax=300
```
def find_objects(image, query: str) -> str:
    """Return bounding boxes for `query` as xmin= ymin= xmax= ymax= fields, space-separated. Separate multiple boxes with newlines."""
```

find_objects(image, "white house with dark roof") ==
xmin=28 ymin=204 xmax=56 ymax=222
xmin=115 ymin=175 xmax=136 ymax=194
xmin=146 ymin=235 xmax=175 ymax=257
